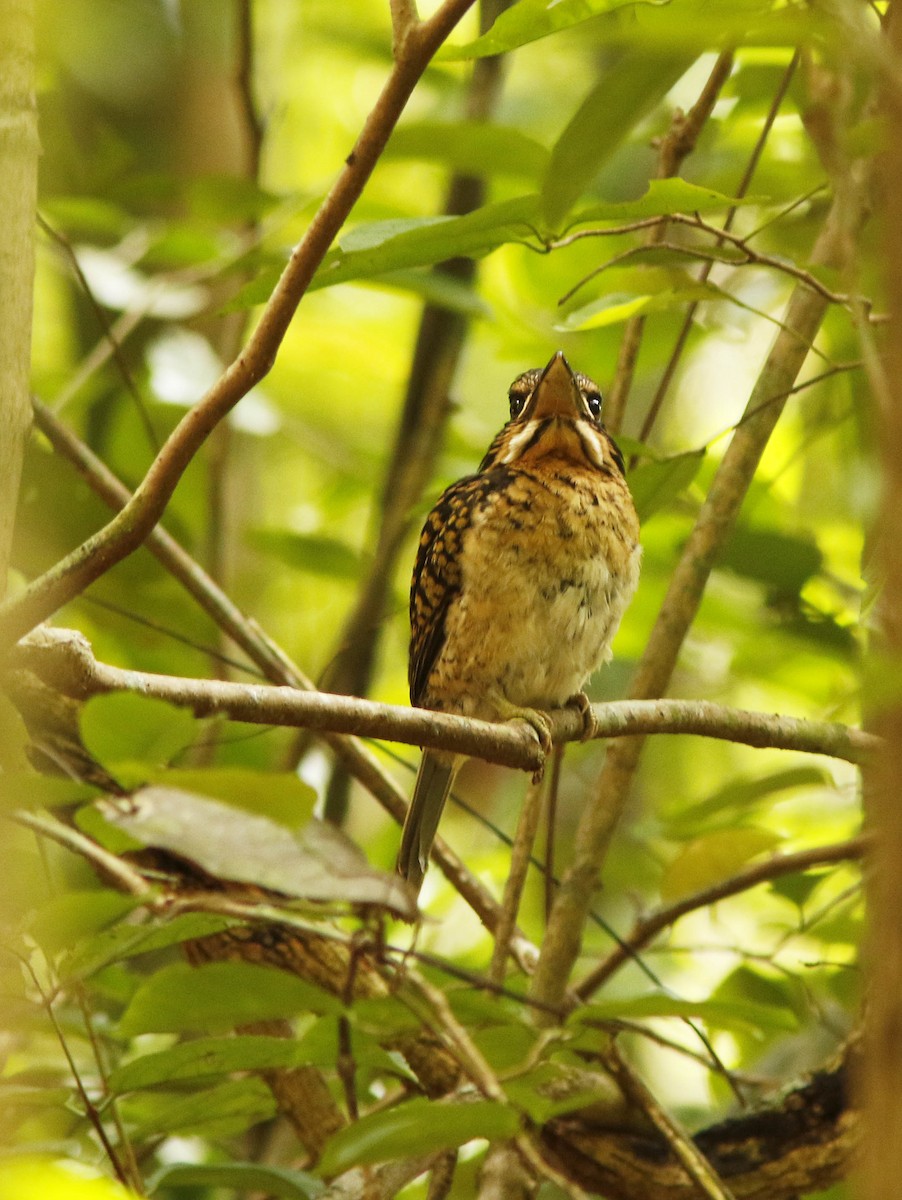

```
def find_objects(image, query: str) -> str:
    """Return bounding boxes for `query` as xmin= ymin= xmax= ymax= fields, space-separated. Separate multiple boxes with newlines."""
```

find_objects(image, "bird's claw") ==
xmin=567 ymin=691 xmax=598 ymax=742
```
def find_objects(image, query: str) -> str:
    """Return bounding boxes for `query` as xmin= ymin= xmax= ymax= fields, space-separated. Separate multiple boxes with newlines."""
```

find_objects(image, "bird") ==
xmin=397 ymin=351 xmax=641 ymax=892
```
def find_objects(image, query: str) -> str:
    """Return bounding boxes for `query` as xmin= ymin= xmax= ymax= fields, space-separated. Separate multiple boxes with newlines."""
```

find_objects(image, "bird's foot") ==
xmin=566 ymin=691 xmax=598 ymax=742
xmin=492 ymin=694 xmax=553 ymax=782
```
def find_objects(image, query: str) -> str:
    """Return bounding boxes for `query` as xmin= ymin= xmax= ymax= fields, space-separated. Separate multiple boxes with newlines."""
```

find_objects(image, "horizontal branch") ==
xmin=12 ymin=628 xmax=878 ymax=771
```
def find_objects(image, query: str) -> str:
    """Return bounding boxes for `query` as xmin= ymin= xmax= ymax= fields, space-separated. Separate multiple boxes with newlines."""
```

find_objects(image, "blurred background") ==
xmin=3 ymin=0 xmax=869 ymax=1189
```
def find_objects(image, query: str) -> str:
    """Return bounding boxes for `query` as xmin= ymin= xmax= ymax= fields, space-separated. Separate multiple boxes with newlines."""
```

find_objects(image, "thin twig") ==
xmin=15 ymin=953 xmax=137 ymax=1190
xmin=556 ymin=213 xmax=852 ymax=309
xmin=603 ymin=1042 xmax=738 ymax=1200
xmin=489 ymin=777 xmax=545 ymax=985
xmin=11 ymin=809 xmax=154 ymax=897
xmin=576 ymin=834 xmax=869 ymax=999
xmin=36 ymin=215 xmax=159 ymax=454
xmin=0 ymin=0 xmax=477 ymax=650
xmin=401 ymin=970 xmax=590 ymax=1199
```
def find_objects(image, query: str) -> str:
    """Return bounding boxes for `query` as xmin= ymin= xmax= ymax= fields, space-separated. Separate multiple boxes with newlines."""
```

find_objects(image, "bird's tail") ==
xmin=397 ymin=751 xmax=458 ymax=892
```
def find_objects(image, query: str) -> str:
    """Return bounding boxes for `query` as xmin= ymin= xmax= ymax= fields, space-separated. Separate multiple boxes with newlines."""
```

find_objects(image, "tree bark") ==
xmin=0 ymin=0 xmax=38 ymax=598
xmin=857 ymin=2 xmax=902 ymax=1195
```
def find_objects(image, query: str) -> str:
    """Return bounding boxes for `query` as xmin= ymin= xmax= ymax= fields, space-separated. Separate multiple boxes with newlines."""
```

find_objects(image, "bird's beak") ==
xmin=525 ymin=351 xmax=582 ymax=420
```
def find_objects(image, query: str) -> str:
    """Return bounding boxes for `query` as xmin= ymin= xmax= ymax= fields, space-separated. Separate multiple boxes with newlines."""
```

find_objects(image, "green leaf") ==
xmin=661 ymin=827 xmax=782 ymax=901
xmin=720 ymin=526 xmax=824 ymax=597
xmin=665 ymin=766 xmax=832 ymax=836
xmin=385 ymin=122 xmax=549 ymax=180
xmin=291 ymin=1015 xmax=415 ymax=1079
xmin=110 ymin=1035 xmax=316 ymax=1094
xmin=541 ymin=51 xmax=697 ymax=226
xmin=311 ymin=195 xmax=541 ymax=290
xmin=712 ymin=964 xmax=803 ymax=1024
xmin=146 ymin=767 xmax=316 ymax=828
xmin=0 ymin=772 xmax=99 ymax=812
xmin=97 ymin=788 xmax=415 ymax=918
xmin=629 ymin=449 xmax=705 ymax=521
xmin=118 ymin=961 xmax=341 ymax=1036
xmin=147 ymin=1162 xmax=323 ymax=1199
xmin=569 ymin=179 xmax=765 ymax=225
xmin=79 ymin=694 xmax=196 ymax=771
xmin=440 ymin=0 xmax=656 ymax=60
xmin=574 ymin=992 xmax=797 ymax=1031
xmin=185 ymin=174 xmax=281 ymax=222
xmin=768 ymin=869 xmax=833 ymax=910
xmin=28 ymin=890 xmax=140 ymax=957
xmin=248 ymin=529 xmax=363 ymax=580
xmin=363 ymin=268 xmax=491 ymax=316
xmin=560 ymin=279 xmax=721 ymax=330
xmin=63 ymin=913 xmax=237 ymax=981
xmin=318 ymin=1098 xmax=520 ymax=1175
xmin=503 ymin=1061 xmax=621 ymax=1123
xmin=41 ymin=194 xmax=132 ymax=240
xmin=122 ymin=1077 xmax=276 ymax=1139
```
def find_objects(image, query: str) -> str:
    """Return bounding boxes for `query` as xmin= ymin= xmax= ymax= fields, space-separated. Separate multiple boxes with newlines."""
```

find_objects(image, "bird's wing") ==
xmin=408 ymin=472 xmax=495 ymax=707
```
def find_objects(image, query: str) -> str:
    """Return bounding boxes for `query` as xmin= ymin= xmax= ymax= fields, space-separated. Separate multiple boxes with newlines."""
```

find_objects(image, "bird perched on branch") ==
xmin=397 ymin=351 xmax=641 ymax=891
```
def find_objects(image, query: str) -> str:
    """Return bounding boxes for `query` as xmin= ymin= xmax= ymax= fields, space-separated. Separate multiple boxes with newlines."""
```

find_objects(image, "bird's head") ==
xmin=481 ymin=351 xmax=625 ymax=476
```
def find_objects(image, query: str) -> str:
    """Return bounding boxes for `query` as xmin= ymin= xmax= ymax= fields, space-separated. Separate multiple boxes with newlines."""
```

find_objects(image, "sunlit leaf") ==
xmin=712 ymin=964 xmax=803 ymax=1023
xmin=665 ymin=766 xmax=832 ymax=835
xmin=440 ymin=0 xmax=659 ymax=60
xmin=573 ymin=992 xmax=797 ymax=1030
xmin=97 ymin=787 xmax=415 ymax=918
xmin=119 ymin=961 xmax=341 ymax=1036
xmin=311 ymin=195 xmax=542 ymax=289
xmin=146 ymin=766 xmax=316 ymax=828
xmin=569 ymin=178 xmax=764 ymax=225
xmin=318 ymin=1098 xmax=520 ymax=1175
xmin=661 ymin=827 xmax=782 ymax=901
xmin=560 ymin=281 xmax=720 ymax=330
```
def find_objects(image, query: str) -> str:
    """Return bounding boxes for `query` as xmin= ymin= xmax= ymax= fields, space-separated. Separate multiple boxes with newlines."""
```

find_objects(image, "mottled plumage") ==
xmin=398 ymin=352 xmax=641 ymax=890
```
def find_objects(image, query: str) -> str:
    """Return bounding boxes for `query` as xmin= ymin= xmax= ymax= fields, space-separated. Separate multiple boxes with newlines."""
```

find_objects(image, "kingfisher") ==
xmin=397 ymin=351 xmax=641 ymax=891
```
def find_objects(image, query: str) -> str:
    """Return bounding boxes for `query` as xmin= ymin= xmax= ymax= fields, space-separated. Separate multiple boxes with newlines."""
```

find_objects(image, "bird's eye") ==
xmin=509 ymin=390 xmax=528 ymax=418
xmin=584 ymin=389 xmax=603 ymax=419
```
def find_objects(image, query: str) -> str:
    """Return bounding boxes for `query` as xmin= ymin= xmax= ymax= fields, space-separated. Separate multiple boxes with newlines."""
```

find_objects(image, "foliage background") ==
xmin=0 ymin=0 xmax=876 ymax=1196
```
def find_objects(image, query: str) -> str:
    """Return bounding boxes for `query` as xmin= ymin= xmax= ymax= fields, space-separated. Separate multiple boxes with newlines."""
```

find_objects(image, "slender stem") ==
xmin=576 ymin=834 xmax=869 ymax=999
xmin=489 ymin=777 xmax=545 ymax=984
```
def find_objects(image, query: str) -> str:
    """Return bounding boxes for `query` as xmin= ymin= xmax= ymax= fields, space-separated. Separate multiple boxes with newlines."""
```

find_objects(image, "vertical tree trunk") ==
xmin=858 ymin=3 xmax=902 ymax=1194
xmin=0 ymin=0 xmax=38 ymax=601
